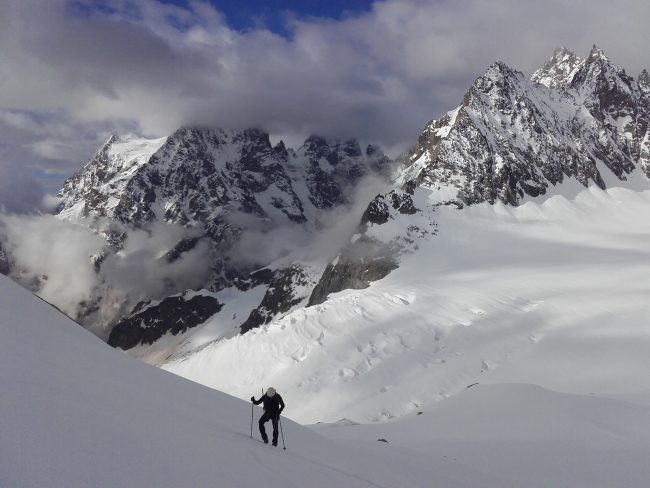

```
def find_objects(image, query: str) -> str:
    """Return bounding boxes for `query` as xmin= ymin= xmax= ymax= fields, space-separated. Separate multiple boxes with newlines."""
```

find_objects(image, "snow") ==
xmin=433 ymin=106 xmax=461 ymax=138
xmin=7 ymin=174 xmax=650 ymax=487
xmin=314 ymin=383 xmax=650 ymax=488
xmin=0 ymin=274 xmax=438 ymax=488
xmin=6 ymin=263 xmax=650 ymax=487
xmin=164 ymin=184 xmax=650 ymax=428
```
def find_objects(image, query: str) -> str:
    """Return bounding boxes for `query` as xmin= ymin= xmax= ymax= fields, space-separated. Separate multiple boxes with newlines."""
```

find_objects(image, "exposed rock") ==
xmin=0 ymin=243 xmax=10 ymax=275
xmin=108 ymin=293 xmax=223 ymax=350
xmin=240 ymin=265 xmax=311 ymax=333
xmin=308 ymin=236 xmax=398 ymax=306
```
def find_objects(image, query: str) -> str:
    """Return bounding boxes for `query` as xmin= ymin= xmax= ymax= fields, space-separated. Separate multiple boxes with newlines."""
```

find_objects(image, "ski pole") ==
xmin=250 ymin=400 xmax=254 ymax=438
xmin=279 ymin=415 xmax=286 ymax=450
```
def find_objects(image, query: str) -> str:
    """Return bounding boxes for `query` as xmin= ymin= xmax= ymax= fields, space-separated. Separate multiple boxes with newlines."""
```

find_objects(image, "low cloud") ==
xmin=229 ymin=172 xmax=394 ymax=268
xmin=0 ymin=214 xmax=211 ymax=336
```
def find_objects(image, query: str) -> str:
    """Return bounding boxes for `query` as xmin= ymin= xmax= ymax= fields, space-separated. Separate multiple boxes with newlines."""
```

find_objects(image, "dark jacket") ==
xmin=252 ymin=393 xmax=285 ymax=416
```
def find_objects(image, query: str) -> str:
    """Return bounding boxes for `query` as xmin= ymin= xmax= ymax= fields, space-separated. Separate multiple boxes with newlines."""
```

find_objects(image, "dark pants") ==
xmin=259 ymin=412 xmax=279 ymax=444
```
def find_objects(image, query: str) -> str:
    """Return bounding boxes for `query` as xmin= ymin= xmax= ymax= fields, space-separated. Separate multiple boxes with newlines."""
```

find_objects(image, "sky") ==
xmin=1 ymin=0 xmax=649 ymax=211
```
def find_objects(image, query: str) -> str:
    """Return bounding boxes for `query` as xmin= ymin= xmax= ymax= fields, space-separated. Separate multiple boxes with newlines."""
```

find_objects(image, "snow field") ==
xmin=165 ymin=184 xmax=650 ymax=424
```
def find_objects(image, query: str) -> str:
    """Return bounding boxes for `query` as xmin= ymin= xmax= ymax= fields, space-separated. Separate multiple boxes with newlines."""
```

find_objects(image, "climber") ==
xmin=251 ymin=387 xmax=285 ymax=446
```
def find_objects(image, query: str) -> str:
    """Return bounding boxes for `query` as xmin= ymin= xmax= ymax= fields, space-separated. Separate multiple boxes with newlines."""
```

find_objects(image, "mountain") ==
xmin=48 ymin=127 xmax=391 ymax=349
xmin=308 ymin=45 xmax=650 ymax=305
xmin=5 ymin=46 xmax=649 ymax=362
xmin=400 ymin=45 xmax=649 ymax=208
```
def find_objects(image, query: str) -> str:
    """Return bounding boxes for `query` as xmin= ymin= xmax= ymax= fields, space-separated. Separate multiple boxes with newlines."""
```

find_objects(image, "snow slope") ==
xmin=5 ymin=257 xmax=650 ymax=487
xmin=0 ymin=274 xmax=442 ymax=488
xmin=164 ymin=183 xmax=650 ymax=425
xmin=314 ymin=383 xmax=650 ymax=488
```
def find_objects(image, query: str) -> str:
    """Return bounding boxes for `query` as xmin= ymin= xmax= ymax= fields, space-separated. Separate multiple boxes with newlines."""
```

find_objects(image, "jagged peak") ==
xmin=103 ymin=134 xmax=119 ymax=147
xmin=531 ymin=46 xmax=584 ymax=88
xmin=166 ymin=126 xmax=273 ymax=149
xmin=486 ymin=60 xmax=516 ymax=76
xmin=586 ymin=44 xmax=609 ymax=64
xmin=467 ymin=61 xmax=523 ymax=98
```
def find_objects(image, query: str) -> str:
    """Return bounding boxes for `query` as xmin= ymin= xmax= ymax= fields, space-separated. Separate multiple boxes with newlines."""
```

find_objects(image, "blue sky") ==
xmin=160 ymin=0 xmax=374 ymax=35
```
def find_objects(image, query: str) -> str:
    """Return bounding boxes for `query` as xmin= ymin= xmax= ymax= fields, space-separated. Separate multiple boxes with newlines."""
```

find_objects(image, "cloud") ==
xmin=0 ymin=213 xmax=211 ymax=336
xmin=0 ymin=214 xmax=105 ymax=315
xmin=229 ymin=171 xmax=394 ymax=269
xmin=0 ymin=0 xmax=648 ymax=201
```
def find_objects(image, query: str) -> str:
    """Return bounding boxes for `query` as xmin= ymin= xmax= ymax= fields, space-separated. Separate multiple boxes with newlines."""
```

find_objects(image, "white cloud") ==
xmin=0 ymin=213 xmax=212 ymax=335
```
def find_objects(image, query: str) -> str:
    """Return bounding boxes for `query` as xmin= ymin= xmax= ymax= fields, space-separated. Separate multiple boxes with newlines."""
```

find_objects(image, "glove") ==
xmin=251 ymin=396 xmax=255 ymax=402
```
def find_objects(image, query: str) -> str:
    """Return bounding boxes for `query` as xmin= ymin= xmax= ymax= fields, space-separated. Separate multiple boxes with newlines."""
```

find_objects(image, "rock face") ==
xmin=309 ymin=46 xmax=650 ymax=303
xmin=400 ymin=45 xmax=650 ymax=207
xmin=108 ymin=293 xmax=223 ymax=350
xmin=54 ymin=127 xmax=390 ymax=349
xmin=308 ymin=190 xmax=422 ymax=306
xmin=0 ymin=243 xmax=10 ymax=276
xmin=240 ymin=265 xmax=310 ymax=333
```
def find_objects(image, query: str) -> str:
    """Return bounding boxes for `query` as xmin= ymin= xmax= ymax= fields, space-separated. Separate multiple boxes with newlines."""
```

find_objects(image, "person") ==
xmin=251 ymin=387 xmax=285 ymax=446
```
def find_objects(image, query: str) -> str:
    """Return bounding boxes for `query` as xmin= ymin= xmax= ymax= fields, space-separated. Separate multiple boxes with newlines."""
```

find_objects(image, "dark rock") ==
xmin=361 ymin=196 xmax=390 ymax=226
xmin=307 ymin=236 xmax=398 ymax=307
xmin=0 ymin=243 xmax=10 ymax=275
xmin=107 ymin=294 xmax=223 ymax=350
xmin=240 ymin=266 xmax=310 ymax=333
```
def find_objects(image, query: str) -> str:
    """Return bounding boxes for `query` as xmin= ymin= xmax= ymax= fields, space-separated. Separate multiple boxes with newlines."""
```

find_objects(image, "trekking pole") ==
xmin=279 ymin=415 xmax=286 ymax=450
xmin=250 ymin=401 xmax=254 ymax=438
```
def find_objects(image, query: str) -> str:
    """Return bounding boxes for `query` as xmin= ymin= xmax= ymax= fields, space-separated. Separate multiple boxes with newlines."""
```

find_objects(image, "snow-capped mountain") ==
xmin=5 ymin=46 xmax=649 ymax=365
xmin=309 ymin=45 xmax=650 ymax=305
xmin=50 ymin=127 xmax=391 ymax=348
xmin=399 ymin=45 xmax=649 ymax=208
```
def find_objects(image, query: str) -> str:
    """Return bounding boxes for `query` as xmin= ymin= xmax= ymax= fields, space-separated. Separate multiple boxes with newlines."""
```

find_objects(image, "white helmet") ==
xmin=266 ymin=387 xmax=276 ymax=397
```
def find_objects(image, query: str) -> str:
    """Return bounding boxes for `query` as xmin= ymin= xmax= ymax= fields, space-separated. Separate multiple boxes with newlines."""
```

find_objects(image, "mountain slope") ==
xmin=0 ymin=274 xmax=439 ymax=488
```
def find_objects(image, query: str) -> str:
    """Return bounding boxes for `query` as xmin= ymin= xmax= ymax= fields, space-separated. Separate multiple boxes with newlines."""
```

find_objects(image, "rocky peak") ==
xmin=303 ymin=135 xmax=363 ymax=162
xmin=569 ymin=46 xmax=636 ymax=120
xmin=586 ymin=44 xmax=609 ymax=65
xmin=469 ymin=61 xmax=524 ymax=102
xmin=394 ymin=46 xmax=650 ymax=207
xmin=531 ymin=46 xmax=584 ymax=88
